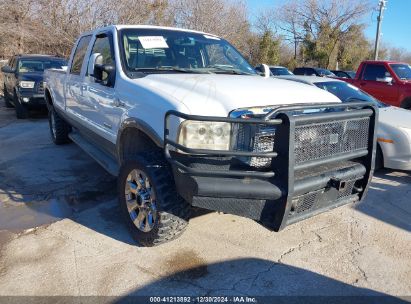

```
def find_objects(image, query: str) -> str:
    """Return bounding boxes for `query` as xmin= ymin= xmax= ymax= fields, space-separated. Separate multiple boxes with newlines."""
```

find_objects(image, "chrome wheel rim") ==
xmin=125 ymin=169 xmax=157 ymax=232
xmin=50 ymin=113 xmax=57 ymax=139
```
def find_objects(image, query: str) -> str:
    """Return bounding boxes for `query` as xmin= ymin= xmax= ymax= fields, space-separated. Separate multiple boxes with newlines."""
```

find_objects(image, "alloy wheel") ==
xmin=124 ymin=169 xmax=158 ymax=232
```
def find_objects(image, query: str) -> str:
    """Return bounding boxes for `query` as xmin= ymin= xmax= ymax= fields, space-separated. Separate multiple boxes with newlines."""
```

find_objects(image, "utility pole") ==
xmin=374 ymin=0 xmax=387 ymax=60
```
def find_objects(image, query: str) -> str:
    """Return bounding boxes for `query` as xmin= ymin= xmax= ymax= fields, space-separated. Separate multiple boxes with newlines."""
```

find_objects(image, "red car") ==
xmin=340 ymin=60 xmax=411 ymax=109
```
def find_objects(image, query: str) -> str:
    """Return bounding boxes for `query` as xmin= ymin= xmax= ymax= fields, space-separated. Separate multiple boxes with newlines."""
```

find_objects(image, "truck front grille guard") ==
xmin=165 ymin=102 xmax=376 ymax=177
xmin=164 ymin=102 xmax=377 ymax=230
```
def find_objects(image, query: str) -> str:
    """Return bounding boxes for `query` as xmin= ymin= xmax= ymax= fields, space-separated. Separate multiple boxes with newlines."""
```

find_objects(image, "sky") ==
xmin=245 ymin=0 xmax=411 ymax=51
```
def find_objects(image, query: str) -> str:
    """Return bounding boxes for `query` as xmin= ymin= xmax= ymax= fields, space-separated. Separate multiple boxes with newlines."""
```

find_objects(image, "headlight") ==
xmin=19 ymin=81 xmax=35 ymax=89
xmin=178 ymin=121 xmax=231 ymax=150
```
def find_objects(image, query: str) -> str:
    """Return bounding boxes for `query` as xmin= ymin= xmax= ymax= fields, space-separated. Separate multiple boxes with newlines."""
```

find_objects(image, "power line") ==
xmin=374 ymin=0 xmax=387 ymax=60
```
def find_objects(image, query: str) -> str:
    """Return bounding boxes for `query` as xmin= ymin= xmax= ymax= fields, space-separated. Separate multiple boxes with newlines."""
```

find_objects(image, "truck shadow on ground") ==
xmin=113 ymin=258 xmax=407 ymax=302
xmin=353 ymin=169 xmax=411 ymax=232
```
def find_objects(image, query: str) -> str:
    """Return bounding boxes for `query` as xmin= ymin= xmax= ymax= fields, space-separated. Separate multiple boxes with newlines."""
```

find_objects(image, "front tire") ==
xmin=48 ymin=107 xmax=71 ymax=144
xmin=3 ymin=84 xmax=13 ymax=108
xmin=14 ymin=92 xmax=29 ymax=118
xmin=118 ymin=152 xmax=190 ymax=246
xmin=375 ymin=145 xmax=384 ymax=171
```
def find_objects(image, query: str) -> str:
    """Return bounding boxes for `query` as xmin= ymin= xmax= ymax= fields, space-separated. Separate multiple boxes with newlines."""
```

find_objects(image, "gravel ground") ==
xmin=0 ymin=99 xmax=410 ymax=302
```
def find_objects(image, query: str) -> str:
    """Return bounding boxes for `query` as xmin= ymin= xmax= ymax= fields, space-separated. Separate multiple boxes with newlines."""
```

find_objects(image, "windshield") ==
xmin=317 ymin=68 xmax=336 ymax=76
xmin=18 ymin=59 xmax=67 ymax=73
xmin=347 ymin=71 xmax=356 ymax=78
xmin=390 ymin=63 xmax=411 ymax=80
xmin=314 ymin=81 xmax=388 ymax=108
xmin=270 ymin=67 xmax=293 ymax=76
xmin=119 ymin=29 xmax=256 ymax=76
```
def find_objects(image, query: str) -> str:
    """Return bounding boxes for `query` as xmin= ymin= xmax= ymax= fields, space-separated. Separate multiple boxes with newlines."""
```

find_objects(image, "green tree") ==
xmin=256 ymin=31 xmax=280 ymax=65
xmin=336 ymin=25 xmax=372 ymax=70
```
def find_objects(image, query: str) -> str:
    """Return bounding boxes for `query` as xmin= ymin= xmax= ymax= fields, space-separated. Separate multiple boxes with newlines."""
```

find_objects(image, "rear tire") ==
xmin=48 ymin=107 xmax=71 ymax=145
xmin=14 ymin=92 xmax=29 ymax=119
xmin=118 ymin=151 xmax=190 ymax=246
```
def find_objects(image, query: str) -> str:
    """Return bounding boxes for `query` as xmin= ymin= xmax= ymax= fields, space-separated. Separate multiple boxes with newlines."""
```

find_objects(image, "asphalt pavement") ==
xmin=0 ymin=99 xmax=410 ymax=301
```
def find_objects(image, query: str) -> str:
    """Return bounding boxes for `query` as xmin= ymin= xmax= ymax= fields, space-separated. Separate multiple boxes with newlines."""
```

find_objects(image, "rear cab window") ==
xmin=70 ymin=35 xmax=92 ymax=75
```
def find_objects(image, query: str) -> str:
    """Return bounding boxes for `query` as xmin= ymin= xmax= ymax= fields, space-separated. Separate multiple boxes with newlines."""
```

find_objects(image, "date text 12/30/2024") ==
xmin=149 ymin=296 xmax=257 ymax=303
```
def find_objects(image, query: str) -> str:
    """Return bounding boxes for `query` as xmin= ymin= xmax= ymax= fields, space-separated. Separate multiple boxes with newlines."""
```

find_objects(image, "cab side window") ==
xmin=89 ymin=34 xmax=115 ymax=86
xmin=70 ymin=35 xmax=92 ymax=75
xmin=363 ymin=64 xmax=391 ymax=81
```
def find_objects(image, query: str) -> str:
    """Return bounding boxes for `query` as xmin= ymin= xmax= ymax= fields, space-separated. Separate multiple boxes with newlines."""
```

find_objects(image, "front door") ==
xmin=359 ymin=63 xmax=399 ymax=105
xmin=84 ymin=32 xmax=123 ymax=148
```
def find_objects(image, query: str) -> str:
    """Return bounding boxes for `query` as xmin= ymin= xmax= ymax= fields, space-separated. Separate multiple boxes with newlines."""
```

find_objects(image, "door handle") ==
xmin=113 ymin=98 xmax=125 ymax=107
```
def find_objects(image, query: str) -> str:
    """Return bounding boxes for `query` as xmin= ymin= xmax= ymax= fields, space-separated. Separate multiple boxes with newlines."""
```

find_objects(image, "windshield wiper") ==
xmin=345 ymin=97 xmax=369 ymax=102
xmin=132 ymin=67 xmax=210 ymax=74
xmin=206 ymin=65 xmax=254 ymax=75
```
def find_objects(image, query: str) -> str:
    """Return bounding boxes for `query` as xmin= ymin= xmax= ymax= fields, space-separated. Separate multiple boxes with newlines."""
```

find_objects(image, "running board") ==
xmin=69 ymin=131 xmax=119 ymax=176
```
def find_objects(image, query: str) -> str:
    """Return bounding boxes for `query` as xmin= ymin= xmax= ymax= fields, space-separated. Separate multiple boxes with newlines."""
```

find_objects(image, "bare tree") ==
xmin=275 ymin=0 xmax=371 ymax=68
xmin=276 ymin=1 xmax=305 ymax=60
xmin=170 ymin=0 xmax=251 ymax=52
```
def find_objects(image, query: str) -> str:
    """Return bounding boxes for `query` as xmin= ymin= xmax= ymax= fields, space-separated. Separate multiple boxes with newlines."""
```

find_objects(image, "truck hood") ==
xmin=18 ymin=72 xmax=44 ymax=82
xmin=135 ymin=74 xmax=341 ymax=115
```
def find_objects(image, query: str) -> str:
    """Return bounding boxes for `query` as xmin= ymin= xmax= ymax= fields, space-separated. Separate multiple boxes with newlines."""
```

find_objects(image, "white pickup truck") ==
xmin=44 ymin=25 xmax=377 ymax=246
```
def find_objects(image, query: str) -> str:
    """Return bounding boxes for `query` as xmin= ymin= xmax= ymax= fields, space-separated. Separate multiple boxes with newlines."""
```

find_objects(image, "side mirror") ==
xmin=1 ymin=65 xmax=13 ymax=73
xmin=94 ymin=63 xmax=116 ymax=86
xmin=377 ymin=76 xmax=393 ymax=84
xmin=256 ymin=64 xmax=271 ymax=78
xmin=89 ymin=53 xmax=116 ymax=86
xmin=88 ymin=53 xmax=102 ymax=77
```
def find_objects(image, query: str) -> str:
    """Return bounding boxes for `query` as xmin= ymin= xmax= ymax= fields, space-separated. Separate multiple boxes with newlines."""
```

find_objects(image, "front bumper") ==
xmin=17 ymin=92 xmax=46 ymax=107
xmin=17 ymin=83 xmax=46 ymax=107
xmin=385 ymin=157 xmax=411 ymax=171
xmin=165 ymin=102 xmax=378 ymax=231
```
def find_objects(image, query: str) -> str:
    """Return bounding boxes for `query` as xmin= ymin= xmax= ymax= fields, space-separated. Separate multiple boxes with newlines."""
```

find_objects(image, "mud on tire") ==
xmin=118 ymin=151 xmax=190 ymax=246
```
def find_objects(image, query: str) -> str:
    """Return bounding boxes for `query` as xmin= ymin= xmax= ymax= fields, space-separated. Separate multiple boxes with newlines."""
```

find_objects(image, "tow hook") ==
xmin=330 ymin=178 xmax=347 ymax=192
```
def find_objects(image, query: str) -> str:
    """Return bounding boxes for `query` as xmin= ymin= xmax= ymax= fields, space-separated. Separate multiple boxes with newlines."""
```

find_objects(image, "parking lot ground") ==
xmin=0 ymin=99 xmax=410 ymax=300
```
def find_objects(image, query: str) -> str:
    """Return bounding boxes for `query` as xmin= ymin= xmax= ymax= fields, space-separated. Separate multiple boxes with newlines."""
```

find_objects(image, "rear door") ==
xmin=358 ymin=63 xmax=399 ymax=105
xmin=65 ymin=35 xmax=92 ymax=118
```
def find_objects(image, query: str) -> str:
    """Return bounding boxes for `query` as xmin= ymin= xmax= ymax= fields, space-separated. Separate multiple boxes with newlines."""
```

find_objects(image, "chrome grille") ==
xmin=232 ymin=124 xmax=275 ymax=168
xmin=37 ymin=81 xmax=44 ymax=94
xmin=294 ymin=118 xmax=370 ymax=164
xmin=232 ymin=115 xmax=370 ymax=169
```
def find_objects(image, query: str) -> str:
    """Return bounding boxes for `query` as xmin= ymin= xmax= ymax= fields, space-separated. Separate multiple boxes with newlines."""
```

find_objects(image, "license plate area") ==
xmin=289 ymin=179 xmax=358 ymax=218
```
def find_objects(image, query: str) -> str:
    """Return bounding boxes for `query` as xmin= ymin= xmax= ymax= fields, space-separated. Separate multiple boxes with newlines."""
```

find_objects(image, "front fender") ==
xmin=117 ymin=117 xmax=163 ymax=148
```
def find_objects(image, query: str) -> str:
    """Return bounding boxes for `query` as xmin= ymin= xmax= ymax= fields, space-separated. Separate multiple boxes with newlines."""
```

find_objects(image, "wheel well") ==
xmin=400 ymin=97 xmax=411 ymax=109
xmin=119 ymin=127 xmax=161 ymax=163
xmin=44 ymin=89 xmax=53 ymax=108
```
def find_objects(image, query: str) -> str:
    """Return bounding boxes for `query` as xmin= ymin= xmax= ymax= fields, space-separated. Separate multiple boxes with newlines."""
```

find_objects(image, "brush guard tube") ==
xmin=164 ymin=102 xmax=378 ymax=231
